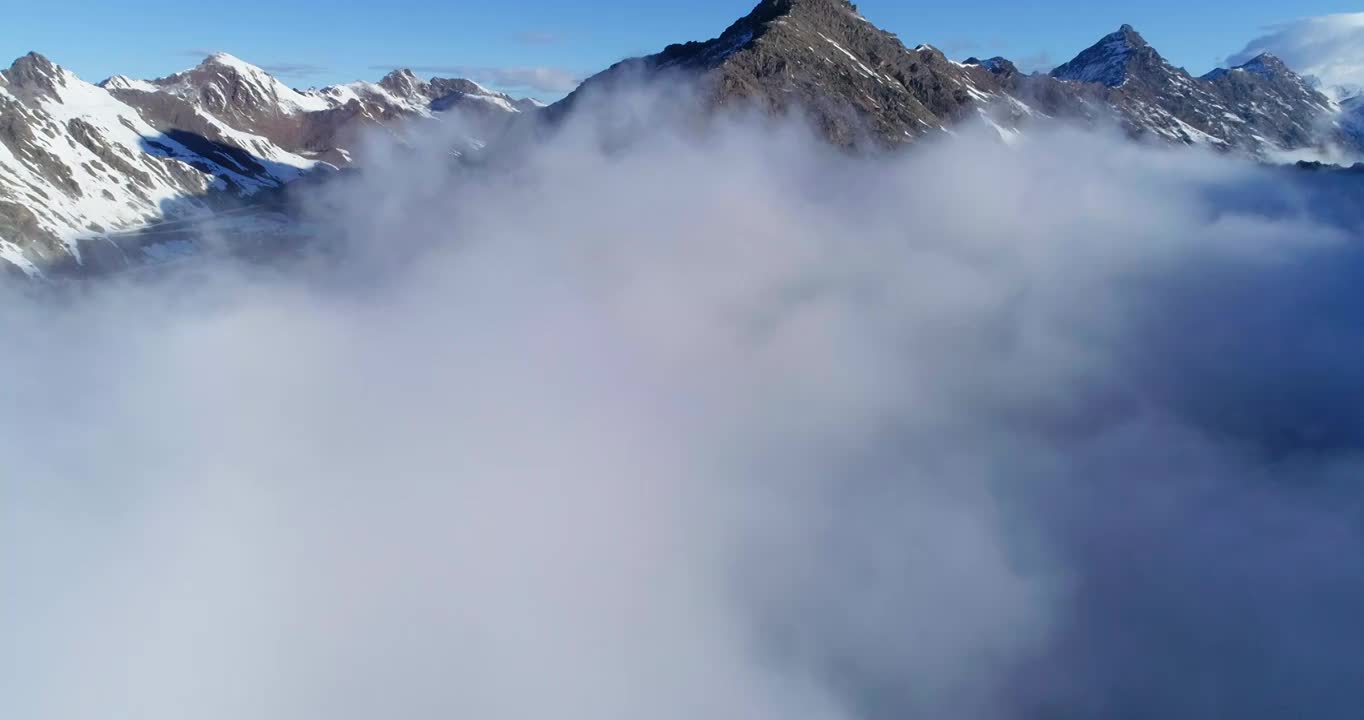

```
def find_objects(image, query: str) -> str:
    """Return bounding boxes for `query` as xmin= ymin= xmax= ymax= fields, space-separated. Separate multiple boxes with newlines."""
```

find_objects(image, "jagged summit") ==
xmin=190 ymin=52 xmax=295 ymax=86
xmin=8 ymin=51 xmax=57 ymax=74
xmin=641 ymin=0 xmax=877 ymax=71
xmin=200 ymin=52 xmax=249 ymax=67
xmin=377 ymin=68 xmax=428 ymax=100
xmin=1114 ymin=24 xmax=1147 ymax=46
xmin=1234 ymin=52 xmax=1291 ymax=78
xmin=1051 ymin=24 xmax=1160 ymax=86
xmin=4 ymin=51 xmax=64 ymax=93
xmin=561 ymin=0 xmax=1009 ymax=147
xmin=964 ymin=56 xmax=1019 ymax=77
xmin=746 ymin=0 xmax=862 ymax=20
xmin=1201 ymin=52 xmax=1321 ymax=96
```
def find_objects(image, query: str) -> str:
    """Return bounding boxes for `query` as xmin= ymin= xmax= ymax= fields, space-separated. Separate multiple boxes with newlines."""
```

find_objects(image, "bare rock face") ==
xmin=4 ymin=52 xmax=64 ymax=99
xmin=1202 ymin=54 xmax=1340 ymax=150
xmin=557 ymin=0 xmax=1012 ymax=148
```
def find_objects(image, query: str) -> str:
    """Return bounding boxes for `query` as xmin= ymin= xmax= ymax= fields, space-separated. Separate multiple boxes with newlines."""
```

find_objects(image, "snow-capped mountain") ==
xmin=308 ymin=68 xmax=541 ymax=147
xmin=5 ymin=0 xmax=1363 ymax=280
xmin=1042 ymin=26 xmax=1338 ymax=154
xmin=0 ymin=52 xmax=321 ymax=275
xmin=318 ymin=69 xmax=542 ymax=117
xmin=106 ymin=54 xmax=542 ymax=167
xmin=0 ymin=52 xmax=544 ymax=276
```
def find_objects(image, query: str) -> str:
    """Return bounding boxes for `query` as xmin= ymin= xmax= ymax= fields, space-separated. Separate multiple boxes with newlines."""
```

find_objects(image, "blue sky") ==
xmin=4 ymin=0 xmax=1361 ymax=99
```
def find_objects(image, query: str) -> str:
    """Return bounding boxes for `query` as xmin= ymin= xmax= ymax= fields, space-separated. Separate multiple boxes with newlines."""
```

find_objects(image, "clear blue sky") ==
xmin=4 ymin=0 xmax=1360 ymax=99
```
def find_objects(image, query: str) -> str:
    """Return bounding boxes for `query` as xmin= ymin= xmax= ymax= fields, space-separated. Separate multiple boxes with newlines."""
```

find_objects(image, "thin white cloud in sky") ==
xmin=258 ymin=62 xmax=331 ymax=79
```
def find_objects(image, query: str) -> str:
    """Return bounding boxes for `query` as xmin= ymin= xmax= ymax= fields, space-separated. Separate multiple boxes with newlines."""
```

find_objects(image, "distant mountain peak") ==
xmin=964 ymin=56 xmax=1019 ymax=76
xmin=379 ymin=68 xmax=425 ymax=97
xmin=196 ymin=52 xmax=267 ymax=75
xmin=1235 ymin=52 xmax=1290 ymax=78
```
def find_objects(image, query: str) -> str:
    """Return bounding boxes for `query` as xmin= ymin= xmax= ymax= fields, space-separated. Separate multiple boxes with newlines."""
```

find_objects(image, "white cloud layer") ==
xmin=1228 ymin=13 xmax=1364 ymax=99
xmin=3 ymin=92 xmax=1364 ymax=719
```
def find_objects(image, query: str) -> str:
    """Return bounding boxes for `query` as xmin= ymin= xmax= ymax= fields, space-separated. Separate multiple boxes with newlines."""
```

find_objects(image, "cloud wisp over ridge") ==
xmin=3 ymin=87 xmax=1364 ymax=720
xmin=1228 ymin=13 xmax=1364 ymax=98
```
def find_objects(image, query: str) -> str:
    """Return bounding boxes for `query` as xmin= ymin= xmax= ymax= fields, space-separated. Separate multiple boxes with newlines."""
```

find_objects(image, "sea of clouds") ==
xmin=3 ymin=90 xmax=1364 ymax=719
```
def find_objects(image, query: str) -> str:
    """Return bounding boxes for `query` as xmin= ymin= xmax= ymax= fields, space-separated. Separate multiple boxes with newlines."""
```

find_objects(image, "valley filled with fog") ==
xmin=3 ymin=90 xmax=1364 ymax=719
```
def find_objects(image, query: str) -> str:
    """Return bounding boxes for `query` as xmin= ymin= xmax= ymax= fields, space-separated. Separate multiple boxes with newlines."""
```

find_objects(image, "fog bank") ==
xmin=3 ymin=101 xmax=1364 ymax=719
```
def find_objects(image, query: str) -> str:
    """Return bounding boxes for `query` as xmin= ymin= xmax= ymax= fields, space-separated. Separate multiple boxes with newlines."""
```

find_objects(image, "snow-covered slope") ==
xmin=0 ymin=52 xmax=318 ymax=274
xmin=1 ymin=52 xmax=547 ymax=276
xmin=129 ymin=52 xmax=332 ymax=116
xmin=104 ymin=56 xmax=545 ymax=166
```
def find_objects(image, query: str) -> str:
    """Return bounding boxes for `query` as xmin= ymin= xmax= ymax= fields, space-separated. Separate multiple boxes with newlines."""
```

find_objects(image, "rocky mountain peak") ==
xmin=1114 ymin=24 xmax=1149 ymax=48
xmin=737 ymin=0 xmax=872 ymax=35
xmin=379 ymin=68 xmax=426 ymax=98
xmin=650 ymin=0 xmax=869 ymax=67
xmin=1051 ymin=24 xmax=1161 ymax=87
xmin=964 ymin=56 xmax=1019 ymax=77
xmin=4 ymin=51 xmax=64 ymax=95
xmin=1236 ymin=52 xmax=1290 ymax=79
xmin=561 ymin=0 xmax=1013 ymax=148
xmin=427 ymin=77 xmax=487 ymax=97
xmin=144 ymin=52 xmax=331 ymax=120
xmin=741 ymin=0 xmax=859 ymax=21
xmin=196 ymin=52 xmax=263 ymax=77
xmin=8 ymin=51 xmax=58 ymax=77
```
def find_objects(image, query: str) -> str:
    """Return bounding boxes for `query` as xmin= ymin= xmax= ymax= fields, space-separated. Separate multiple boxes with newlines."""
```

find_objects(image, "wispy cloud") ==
xmin=175 ymin=49 xmax=329 ymax=80
xmin=370 ymin=64 xmax=581 ymax=94
xmin=260 ymin=62 xmax=331 ymax=79
xmin=1013 ymin=50 xmax=1055 ymax=73
xmin=1226 ymin=13 xmax=1364 ymax=98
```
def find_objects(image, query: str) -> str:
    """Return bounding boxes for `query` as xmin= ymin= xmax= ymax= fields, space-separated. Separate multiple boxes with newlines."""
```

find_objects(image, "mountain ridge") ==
xmin=4 ymin=1 xmax=1363 ymax=278
xmin=0 ymin=51 xmax=543 ymax=276
xmin=554 ymin=4 xmax=1354 ymax=159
